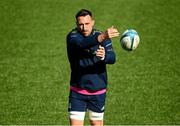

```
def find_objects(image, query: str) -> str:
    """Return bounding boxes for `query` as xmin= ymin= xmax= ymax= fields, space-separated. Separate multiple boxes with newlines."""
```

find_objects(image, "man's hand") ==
xmin=98 ymin=26 xmax=119 ymax=43
xmin=105 ymin=26 xmax=120 ymax=38
xmin=96 ymin=45 xmax=105 ymax=60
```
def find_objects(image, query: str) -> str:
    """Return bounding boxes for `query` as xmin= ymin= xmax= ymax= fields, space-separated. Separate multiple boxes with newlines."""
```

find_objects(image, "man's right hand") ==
xmin=98 ymin=26 xmax=119 ymax=43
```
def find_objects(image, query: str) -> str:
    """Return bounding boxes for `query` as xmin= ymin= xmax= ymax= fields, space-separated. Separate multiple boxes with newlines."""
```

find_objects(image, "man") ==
xmin=66 ymin=9 xmax=119 ymax=126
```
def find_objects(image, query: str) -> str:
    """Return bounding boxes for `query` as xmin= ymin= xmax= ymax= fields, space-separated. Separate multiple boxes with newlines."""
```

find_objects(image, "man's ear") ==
xmin=92 ymin=20 xmax=95 ymax=26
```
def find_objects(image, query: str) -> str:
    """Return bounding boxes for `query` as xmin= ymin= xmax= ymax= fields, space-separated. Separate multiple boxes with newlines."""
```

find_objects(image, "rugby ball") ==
xmin=120 ymin=29 xmax=140 ymax=51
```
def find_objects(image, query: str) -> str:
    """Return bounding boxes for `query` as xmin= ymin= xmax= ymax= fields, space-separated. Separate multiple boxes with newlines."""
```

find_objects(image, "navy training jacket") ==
xmin=66 ymin=28 xmax=116 ymax=91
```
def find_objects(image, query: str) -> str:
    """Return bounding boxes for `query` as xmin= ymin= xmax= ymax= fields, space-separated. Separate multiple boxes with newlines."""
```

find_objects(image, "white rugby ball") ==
xmin=120 ymin=29 xmax=140 ymax=51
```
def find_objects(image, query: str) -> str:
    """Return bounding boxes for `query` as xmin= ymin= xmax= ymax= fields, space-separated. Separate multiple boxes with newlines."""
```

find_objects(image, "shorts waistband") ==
xmin=70 ymin=86 xmax=106 ymax=95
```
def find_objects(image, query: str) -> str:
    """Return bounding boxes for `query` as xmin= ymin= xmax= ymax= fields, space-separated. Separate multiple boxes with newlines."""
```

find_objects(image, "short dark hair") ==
xmin=75 ymin=9 xmax=92 ymax=19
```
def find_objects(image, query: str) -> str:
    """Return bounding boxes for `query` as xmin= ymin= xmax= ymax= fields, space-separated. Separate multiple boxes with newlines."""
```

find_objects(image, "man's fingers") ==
xmin=109 ymin=32 xmax=120 ymax=38
xmin=97 ymin=49 xmax=104 ymax=54
xmin=109 ymin=32 xmax=119 ymax=35
xmin=98 ymin=26 xmax=119 ymax=42
xmin=98 ymin=45 xmax=104 ymax=50
xmin=96 ymin=46 xmax=105 ymax=56
xmin=96 ymin=52 xmax=104 ymax=57
xmin=107 ymin=27 xmax=119 ymax=38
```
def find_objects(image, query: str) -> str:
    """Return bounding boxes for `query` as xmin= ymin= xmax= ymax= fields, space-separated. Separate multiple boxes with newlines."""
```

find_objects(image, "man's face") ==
xmin=76 ymin=15 xmax=94 ymax=37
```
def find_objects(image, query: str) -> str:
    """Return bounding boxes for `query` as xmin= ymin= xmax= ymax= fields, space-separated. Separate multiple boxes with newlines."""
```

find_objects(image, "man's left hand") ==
xmin=96 ymin=45 xmax=105 ymax=60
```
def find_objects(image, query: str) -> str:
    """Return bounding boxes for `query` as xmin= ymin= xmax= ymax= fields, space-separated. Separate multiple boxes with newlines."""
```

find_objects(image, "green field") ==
xmin=0 ymin=0 xmax=179 ymax=125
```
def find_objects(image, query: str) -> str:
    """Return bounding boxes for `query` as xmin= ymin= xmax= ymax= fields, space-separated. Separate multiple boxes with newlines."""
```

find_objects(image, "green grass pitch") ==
xmin=0 ymin=0 xmax=179 ymax=125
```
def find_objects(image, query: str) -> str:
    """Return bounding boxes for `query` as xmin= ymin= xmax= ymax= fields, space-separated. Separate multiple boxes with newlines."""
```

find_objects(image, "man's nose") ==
xmin=83 ymin=24 xmax=87 ymax=30
xmin=82 ymin=25 xmax=85 ymax=30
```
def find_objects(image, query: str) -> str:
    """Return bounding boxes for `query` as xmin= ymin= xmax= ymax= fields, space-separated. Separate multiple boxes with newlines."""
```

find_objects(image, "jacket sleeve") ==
xmin=67 ymin=32 xmax=100 ymax=49
xmin=103 ymin=39 xmax=116 ymax=64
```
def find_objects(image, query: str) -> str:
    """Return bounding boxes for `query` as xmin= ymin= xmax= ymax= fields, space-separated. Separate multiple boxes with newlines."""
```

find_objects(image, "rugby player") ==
xmin=66 ymin=9 xmax=119 ymax=126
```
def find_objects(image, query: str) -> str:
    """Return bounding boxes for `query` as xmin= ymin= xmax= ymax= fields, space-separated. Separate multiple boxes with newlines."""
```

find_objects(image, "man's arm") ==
xmin=96 ymin=26 xmax=118 ymax=64
xmin=67 ymin=32 xmax=100 ymax=49
xmin=67 ymin=27 xmax=119 ymax=49
xmin=96 ymin=40 xmax=116 ymax=64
